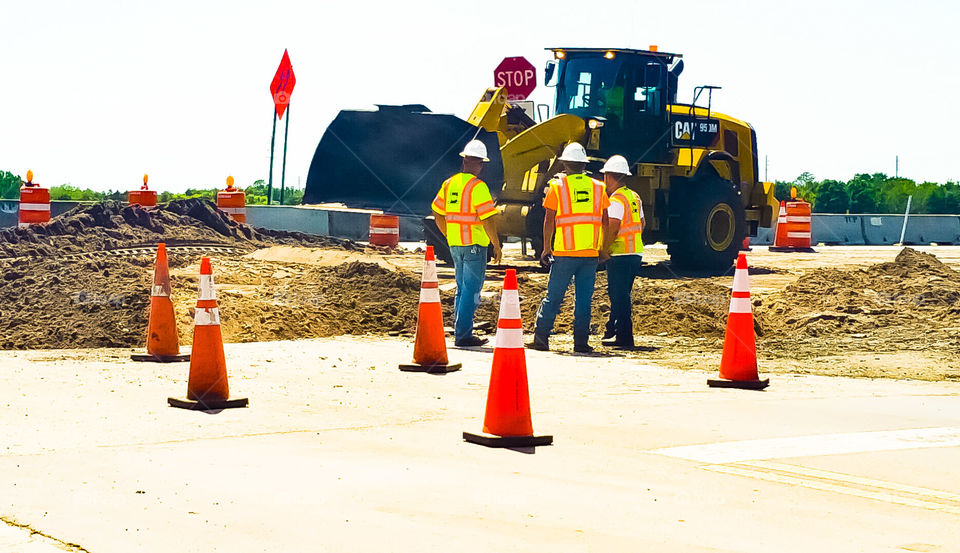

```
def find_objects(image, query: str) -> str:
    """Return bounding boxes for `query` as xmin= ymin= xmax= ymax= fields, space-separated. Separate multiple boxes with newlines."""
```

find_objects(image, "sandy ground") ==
xmin=2 ymin=338 xmax=960 ymax=552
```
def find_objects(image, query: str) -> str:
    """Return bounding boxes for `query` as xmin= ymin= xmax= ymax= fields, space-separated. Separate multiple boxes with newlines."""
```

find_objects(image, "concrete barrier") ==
xmin=6 ymin=200 xmax=960 ymax=247
xmin=812 ymin=215 xmax=866 ymax=245
xmin=860 ymin=215 xmax=904 ymax=245
xmin=903 ymin=215 xmax=960 ymax=245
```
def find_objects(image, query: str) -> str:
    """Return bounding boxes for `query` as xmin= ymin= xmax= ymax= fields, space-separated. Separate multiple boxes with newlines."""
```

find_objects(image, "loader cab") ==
xmin=547 ymin=47 xmax=683 ymax=163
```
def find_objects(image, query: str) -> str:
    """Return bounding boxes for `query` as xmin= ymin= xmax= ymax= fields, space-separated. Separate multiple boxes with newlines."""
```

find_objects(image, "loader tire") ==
xmin=424 ymin=216 xmax=454 ymax=265
xmin=667 ymin=177 xmax=745 ymax=271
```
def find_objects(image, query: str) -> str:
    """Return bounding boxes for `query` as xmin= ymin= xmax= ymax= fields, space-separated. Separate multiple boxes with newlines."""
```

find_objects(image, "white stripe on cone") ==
xmin=422 ymin=260 xmax=438 ymax=283
xmin=495 ymin=327 xmax=524 ymax=349
xmin=17 ymin=222 xmax=29 ymax=228
xmin=220 ymin=207 xmax=246 ymax=215
xmin=499 ymin=289 xmax=521 ymax=320
xmin=786 ymin=216 xmax=811 ymax=223
xmin=19 ymin=203 xmax=51 ymax=211
xmin=732 ymin=269 xmax=750 ymax=293
xmin=787 ymin=232 xmax=812 ymax=239
xmin=419 ymin=288 xmax=441 ymax=303
xmin=729 ymin=297 xmax=752 ymax=314
xmin=198 ymin=274 xmax=217 ymax=301
xmin=151 ymin=285 xmax=169 ymax=297
xmin=369 ymin=227 xmax=400 ymax=235
xmin=194 ymin=307 xmax=221 ymax=326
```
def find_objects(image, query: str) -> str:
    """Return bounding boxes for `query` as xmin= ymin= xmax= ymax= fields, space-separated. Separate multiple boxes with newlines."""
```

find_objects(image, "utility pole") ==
xmin=764 ymin=155 xmax=768 ymax=182
xmin=895 ymin=155 xmax=899 ymax=179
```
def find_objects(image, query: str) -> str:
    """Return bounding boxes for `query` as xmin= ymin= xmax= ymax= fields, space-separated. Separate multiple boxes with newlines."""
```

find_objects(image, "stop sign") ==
xmin=494 ymin=57 xmax=537 ymax=101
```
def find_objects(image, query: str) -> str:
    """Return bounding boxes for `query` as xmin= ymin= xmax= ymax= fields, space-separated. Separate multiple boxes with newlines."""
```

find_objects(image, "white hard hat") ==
xmin=459 ymin=139 xmax=489 ymax=162
xmin=558 ymin=142 xmax=588 ymax=163
xmin=600 ymin=155 xmax=632 ymax=176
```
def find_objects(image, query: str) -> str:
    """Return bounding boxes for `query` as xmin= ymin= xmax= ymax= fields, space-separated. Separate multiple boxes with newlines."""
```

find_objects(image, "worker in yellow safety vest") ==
xmin=600 ymin=155 xmax=645 ymax=349
xmin=529 ymin=142 xmax=610 ymax=353
xmin=431 ymin=139 xmax=503 ymax=347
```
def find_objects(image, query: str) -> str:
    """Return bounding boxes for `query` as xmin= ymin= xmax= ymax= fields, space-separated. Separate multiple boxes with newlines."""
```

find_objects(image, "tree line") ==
xmin=4 ymin=168 xmax=959 ymax=214
xmin=774 ymin=172 xmax=960 ymax=214
xmin=0 ymin=172 xmax=303 ymax=205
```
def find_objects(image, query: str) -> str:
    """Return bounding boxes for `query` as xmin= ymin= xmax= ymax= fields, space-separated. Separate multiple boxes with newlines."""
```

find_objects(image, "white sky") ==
xmin=2 ymin=0 xmax=958 ymax=192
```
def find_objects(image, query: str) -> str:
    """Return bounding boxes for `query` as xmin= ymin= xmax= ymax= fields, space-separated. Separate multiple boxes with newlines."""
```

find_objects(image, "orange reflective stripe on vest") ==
xmin=610 ymin=188 xmax=644 ymax=255
xmin=552 ymin=175 xmax=604 ymax=254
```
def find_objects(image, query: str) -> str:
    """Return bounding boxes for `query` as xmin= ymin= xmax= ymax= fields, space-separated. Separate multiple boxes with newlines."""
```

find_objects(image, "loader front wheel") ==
xmin=667 ymin=178 xmax=745 ymax=271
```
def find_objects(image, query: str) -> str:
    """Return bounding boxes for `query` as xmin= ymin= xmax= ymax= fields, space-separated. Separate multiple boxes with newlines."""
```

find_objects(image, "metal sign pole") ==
xmin=267 ymin=109 xmax=278 ymax=205
xmin=280 ymin=104 xmax=290 ymax=205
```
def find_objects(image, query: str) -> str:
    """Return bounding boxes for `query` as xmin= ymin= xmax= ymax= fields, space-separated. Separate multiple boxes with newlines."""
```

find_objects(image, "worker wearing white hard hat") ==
xmin=529 ymin=142 xmax=610 ymax=353
xmin=459 ymin=139 xmax=490 ymax=162
xmin=431 ymin=138 xmax=502 ymax=347
xmin=600 ymin=155 xmax=645 ymax=349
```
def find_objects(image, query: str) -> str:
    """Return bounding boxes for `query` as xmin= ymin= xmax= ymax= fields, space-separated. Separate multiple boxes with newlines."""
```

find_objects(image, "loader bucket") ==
xmin=303 ymin=105 xmax=503 ymax=216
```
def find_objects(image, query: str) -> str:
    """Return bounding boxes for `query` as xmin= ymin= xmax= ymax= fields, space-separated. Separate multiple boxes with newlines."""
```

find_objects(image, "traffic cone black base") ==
xmin=399 ymin=362 xmax=461 ymax=374
xmin=167 ymin=397 xmax=249 ymax=411
xmin=131 ymin=353 xmax=191 ymax=363
xmin=462 ymin=431 xmax=553 ymax=448
xmin=707 ymin=378 xmax=769 ymax=390
xmin=768 ymin=246 xmax=817 ymax=253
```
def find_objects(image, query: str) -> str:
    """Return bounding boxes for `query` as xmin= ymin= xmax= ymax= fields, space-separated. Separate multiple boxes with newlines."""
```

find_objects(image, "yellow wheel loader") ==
xmin=305 ymin=46 xmax=779 ymax=270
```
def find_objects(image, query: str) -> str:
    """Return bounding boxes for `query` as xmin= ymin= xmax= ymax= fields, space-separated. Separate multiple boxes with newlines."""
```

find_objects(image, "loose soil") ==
xmin=2 ymin=201 xmax=959 ymax=381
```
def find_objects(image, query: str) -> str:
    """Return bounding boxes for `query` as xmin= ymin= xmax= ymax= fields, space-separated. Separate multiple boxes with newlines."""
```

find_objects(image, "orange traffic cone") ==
xmin=464 ymin=269 xmax=552 ymax=448
xmin=741 ymin=235 xmax=751 ymax=252
xmin=399 ymin=246 xmax=461 ymax=373
xmin=708 ymin=253 xmax=769 ymax=390
xmin=168 ymin=257 xmax=248 ymax=410
xmin=132 ymin=243 xmax=190 ymax=363
xmin=771 ymin=201 xmax=788 ymax=249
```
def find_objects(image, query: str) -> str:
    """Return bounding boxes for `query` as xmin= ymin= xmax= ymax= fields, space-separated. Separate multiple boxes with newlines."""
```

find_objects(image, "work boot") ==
xmin=455 ymin=336 xmax=489 ymax=347
xmin=526 ymin=336 xmax=549 ymax=351
xmin=573 ymin=343 xmax=594 ymax=354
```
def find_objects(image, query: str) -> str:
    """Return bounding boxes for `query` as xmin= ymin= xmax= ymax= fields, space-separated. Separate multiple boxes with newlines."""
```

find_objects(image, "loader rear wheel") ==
xmin=667 ymin=178 xmax=745 ymax=271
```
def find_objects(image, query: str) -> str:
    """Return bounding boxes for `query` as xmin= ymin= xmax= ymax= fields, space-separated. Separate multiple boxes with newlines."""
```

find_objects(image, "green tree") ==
xmin=0 ymin=171 xmax=23 ymax=199
xmin=813 ymin=179 xmax=849 ymax=213
xmin=847 ymin=173 xmax=886 ymax=213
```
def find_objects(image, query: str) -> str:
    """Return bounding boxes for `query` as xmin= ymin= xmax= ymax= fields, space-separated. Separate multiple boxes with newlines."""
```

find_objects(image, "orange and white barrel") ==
xmin=129 ymin=174 xmax=157 ymax=207
xmin=129 ymin=189 xmax=157 ymax=207
xmin=784 ymin=200 xmax=812 ymax=248
xmin=19 ymin=174 xmax=50 ymax=228
xmin=217 ymin=176 xmax=246 ymax=223
xmin=369 ymin=214 xmax=400 ymax=247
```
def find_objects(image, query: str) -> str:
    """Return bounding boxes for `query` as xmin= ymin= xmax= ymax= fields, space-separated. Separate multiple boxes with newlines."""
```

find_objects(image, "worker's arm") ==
xmin=599 ymin=211 xmax=613 ymax=261
xmin=602 ymin=216 xmax=620 ymax=253
xmin=481 ymin=215 xmax=502 ymax=264
xmin=433 ymin=214 xmax=446 ymax=237
xmin=541 ymin=208 xmax=556 ymax=265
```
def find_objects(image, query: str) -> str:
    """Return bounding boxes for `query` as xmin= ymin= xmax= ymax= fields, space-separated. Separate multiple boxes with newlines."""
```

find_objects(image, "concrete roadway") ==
xmin=2 ymin=337 xmax=959 ymax=552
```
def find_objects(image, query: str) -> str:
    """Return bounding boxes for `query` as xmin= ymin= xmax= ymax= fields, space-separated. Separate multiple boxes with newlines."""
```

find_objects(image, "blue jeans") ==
xmin=605 ymin=254 xmax=643 ymax=345
xmin=450 ymin=244 xmax=487 ymax=342
xmin=534 ymin=256 xmax=598 ymax=346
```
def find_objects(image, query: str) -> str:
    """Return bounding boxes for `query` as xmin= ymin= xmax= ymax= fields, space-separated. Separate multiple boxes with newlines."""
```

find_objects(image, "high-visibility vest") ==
xmin=551 ymin=174 xmax=605 ymax=255
xmin=609 ymin=187 xmax=644 ymax=255
xmin=432 ymin=173 xmax=495 ymax=247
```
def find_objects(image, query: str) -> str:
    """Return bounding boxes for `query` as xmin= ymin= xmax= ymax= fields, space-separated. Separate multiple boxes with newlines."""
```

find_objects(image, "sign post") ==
xmin=494 ymin=57 xmax=537 ymax=101
xmin=268 ymin=49 xmax=296 ymax=205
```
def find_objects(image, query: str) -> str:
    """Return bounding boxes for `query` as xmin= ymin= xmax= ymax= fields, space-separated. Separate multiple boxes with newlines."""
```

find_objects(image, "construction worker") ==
xmin=600 ymin=155 xmax=644 ymax=349
xmin=529 ymin=143 xmax=610 ymax=353
xmin=431 ymin=139 xmax=503 ymax=347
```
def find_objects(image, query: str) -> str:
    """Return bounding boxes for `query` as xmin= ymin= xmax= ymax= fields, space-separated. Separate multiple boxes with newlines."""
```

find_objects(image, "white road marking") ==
xmin=705 ymin=461 xmax=960 ymax=515
xmin=651 ymin=426 xmax=960 ymax=464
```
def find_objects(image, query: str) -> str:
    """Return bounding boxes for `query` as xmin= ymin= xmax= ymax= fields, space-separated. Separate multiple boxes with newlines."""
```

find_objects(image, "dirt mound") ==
xmin=0 ymin=199 xmax=355 ymax=258
xmin=471 ymin=272 xmax=735 ymax=340
xmin=0 ymin=256 xmax=154 ymax=349
xmin=760 ymin=247 xmax=960 ymax=352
